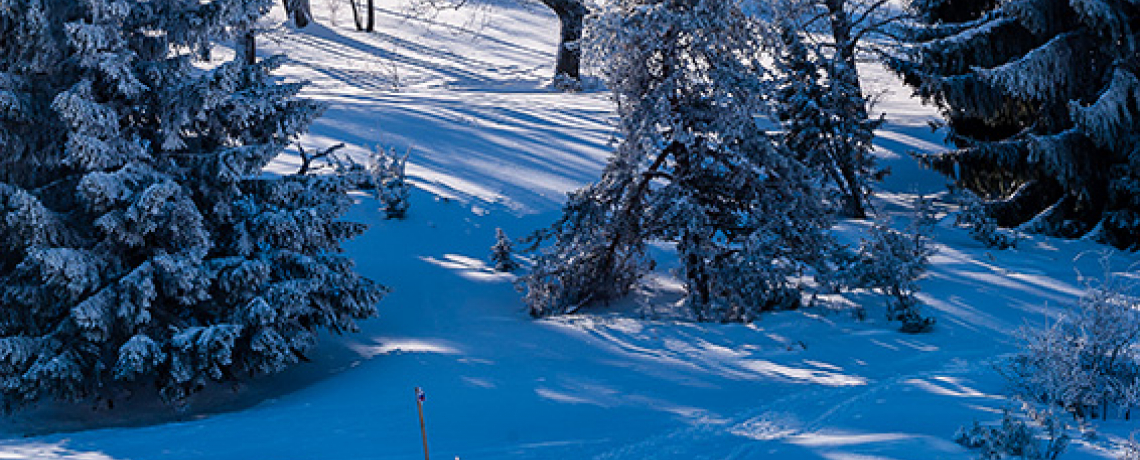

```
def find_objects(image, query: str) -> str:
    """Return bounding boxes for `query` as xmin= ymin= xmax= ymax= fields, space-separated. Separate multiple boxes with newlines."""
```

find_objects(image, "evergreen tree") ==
xmin=761 ymin=0 xmax=902 ymax=219
xmin=890 ymin=0 xmax=1140 ymax=248
xmin=370 ymin=147 xmax=410 ymax=219
xmin=521 ymin=0 xmax=836 ymax=322
xmin=491 ymin=228 xmax=517 ymax=272
xmin=771 ymin=22 xmax=884 ymax=217
xmin=0 ymin=0 xmax=384 ymax=410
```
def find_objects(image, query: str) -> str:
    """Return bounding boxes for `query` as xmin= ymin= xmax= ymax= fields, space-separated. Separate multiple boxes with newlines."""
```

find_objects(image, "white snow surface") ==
xmin=2 ymin=1 xmax=1139 ymax=459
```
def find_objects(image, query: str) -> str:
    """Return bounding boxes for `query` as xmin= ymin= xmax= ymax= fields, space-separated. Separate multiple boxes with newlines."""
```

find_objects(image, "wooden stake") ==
xmin=416 ymin=387 xmax=429 ymax=460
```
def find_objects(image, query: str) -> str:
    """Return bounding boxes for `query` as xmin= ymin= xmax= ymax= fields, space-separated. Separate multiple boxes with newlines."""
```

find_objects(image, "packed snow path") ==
xmin=2 ymin=2 xmax=1137 ymax=459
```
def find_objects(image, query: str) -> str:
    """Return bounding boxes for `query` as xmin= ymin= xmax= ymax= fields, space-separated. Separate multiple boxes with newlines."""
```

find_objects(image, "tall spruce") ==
xmin=761 ymin=0 xmax=901 ymax=219
xmin=890 ymin=0 xmax=1140 ymax=248
xmin=0 ymin=0 xmax=384 ymax=410
xmin=521 ymin=0 xmax=835 ymax=322
xmin=771 ymin=21 xmax=884 ymax=217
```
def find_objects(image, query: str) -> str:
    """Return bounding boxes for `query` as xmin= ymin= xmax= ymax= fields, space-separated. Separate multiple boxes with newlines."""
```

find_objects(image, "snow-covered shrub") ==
xmin=520 ymin=190 xmax=652 ymax=317
xmin=370 ymin=147 xmax=411 ymax=219
xmin=520 ymin=0 xmax=836 ymax=320
xmin=0 ymin=0 xmax=384 ymax=410
xmin=1119 ymin=436 xmax=1140 ymax=460
xmin=551 ymin=73 xmax=583 ymax=92
xmin=955 ymin=405 xmax=1070 ymax=460
xmin=956 ymin=190 xmax=1017 ymax=249
xmin=857 ymin=225 xmax=936 ymax=332
xmin=841 ymin=197 xmax=937 ymax=332
xmin=491 ymin=228 xmax=517 ymax=272
xmin=303 ymin=144 xmax=412 ymax=218
xmin=295 ymin=143 xmax=382 ymax=194
xmin=1003 ymin=273 xmax=1140 ymax=420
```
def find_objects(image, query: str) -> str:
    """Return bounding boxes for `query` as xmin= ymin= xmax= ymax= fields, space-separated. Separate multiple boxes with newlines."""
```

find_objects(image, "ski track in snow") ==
xmin=2 ymin=1 xmax=1139 ymax=459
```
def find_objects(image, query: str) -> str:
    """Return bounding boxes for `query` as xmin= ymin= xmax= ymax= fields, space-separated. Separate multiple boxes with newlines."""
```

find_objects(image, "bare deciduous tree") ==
xmin=349 ymin=0 xmax=376 ymax=31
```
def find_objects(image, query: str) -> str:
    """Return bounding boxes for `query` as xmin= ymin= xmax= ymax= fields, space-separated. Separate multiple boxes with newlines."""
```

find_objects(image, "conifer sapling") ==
xmin=371 ymin=147 xmax=410 ymax=219
xmin=491 ymin=228 xmax=518 ymax=272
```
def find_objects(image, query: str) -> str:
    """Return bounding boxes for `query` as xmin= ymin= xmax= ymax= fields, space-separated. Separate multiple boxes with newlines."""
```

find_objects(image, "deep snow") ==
xmin=2 ymin=1 xmax=1139 ymax=459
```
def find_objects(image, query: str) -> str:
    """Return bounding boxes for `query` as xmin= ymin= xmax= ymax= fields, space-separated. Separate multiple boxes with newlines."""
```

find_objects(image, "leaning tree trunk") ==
xmin=349 ymin=0 xmax=364 ymax=30
xmin=347 ymin=0 xmax=373 ymax=31
xmin=540 ymin=0 xmax=587 ymax=83
xmin=838 ymin=159 xmax=868 ymax=218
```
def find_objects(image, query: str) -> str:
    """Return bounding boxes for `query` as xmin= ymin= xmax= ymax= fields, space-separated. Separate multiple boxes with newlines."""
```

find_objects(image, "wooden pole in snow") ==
xmin=416 ymin=387 xmax=429 ymax=460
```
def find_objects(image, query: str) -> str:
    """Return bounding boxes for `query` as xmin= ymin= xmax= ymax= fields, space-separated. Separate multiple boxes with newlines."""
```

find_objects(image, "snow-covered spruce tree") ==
xmin=520 ymin=0 xmax=836 ymax=321
xmin=491 ymin=228 xmax=517 ymax=272
xmin=889 ymin=0 xmax=1140 ymax=248
xmin=370 ymin=147 xmax=410 ymax=219
xmin=770 ymin=20 xmax=885 ymax=217
xmin=0 ymin=0 xmax=383 ymax=410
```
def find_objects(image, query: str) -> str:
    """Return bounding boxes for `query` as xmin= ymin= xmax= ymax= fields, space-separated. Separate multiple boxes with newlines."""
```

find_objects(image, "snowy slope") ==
xmin=2 ymin=1 xmax=1139 ymax=459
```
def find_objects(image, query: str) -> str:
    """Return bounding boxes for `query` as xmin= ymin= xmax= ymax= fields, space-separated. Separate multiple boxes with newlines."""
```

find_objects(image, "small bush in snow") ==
xmin=491 ymin=228 xmax=518 ymax=272
xmin=551 ymin=73 xmax=583 ymax=92
xmin=954 ymin=405 xmax=1069 ymax=460
xmin=842 ymin=197 xmax=937 ymax=333
xmin=370 ymin=147 xmax=411 ymax=219
xmin=1003 ymin=271 xmax=1140 ymax=420
xmin=295 ymin=143 xmax=373 ymax=193
xmin=1119 ymin=436 xmax=1140 ymax=460
xmin=955 ymin=190 xmax=1017 ymax=249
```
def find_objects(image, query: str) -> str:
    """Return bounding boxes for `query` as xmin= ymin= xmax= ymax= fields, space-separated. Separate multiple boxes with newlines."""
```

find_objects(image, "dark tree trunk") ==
xmin=350 ymin=0 xmax=364 ymax=31
xmin=540 ymin=0 xmax=587 ymax=82
xmin=283 ymin=0 xmax=312 ymax=28
xmin=839 ymin=159 xmax=868 ymax=218
xmin=684 ymin=238 xmax=711 ymax=309
xmin=825 ymin=0 xmax=865 ymax=115
xmin=241 ymin=30 xmax=257 ymax=65
xmin=366 ymin=0 xmax=375 ymax=32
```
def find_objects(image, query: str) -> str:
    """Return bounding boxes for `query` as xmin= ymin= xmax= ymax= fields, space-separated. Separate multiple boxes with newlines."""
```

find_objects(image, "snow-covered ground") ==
xmin=2 ymin=1 xmax=1138 ymax=459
